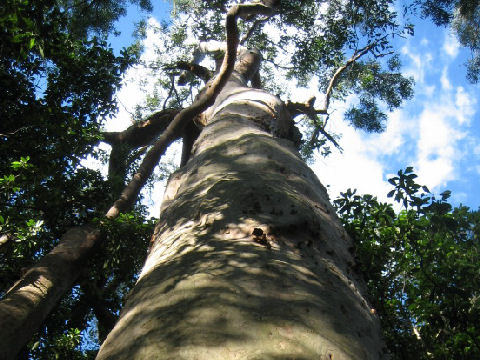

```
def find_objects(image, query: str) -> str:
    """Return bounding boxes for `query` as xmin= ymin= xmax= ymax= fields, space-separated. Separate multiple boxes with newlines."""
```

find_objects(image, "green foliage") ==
xmin=163 ymin=0 xmax=415 ymax=155
xmin=335 ymin=169 xmax=480 ymax=359
xmin=343 ymin=58 xmax=414 ymax=132
xmin=0 ymin=0 xmax=156 ymax=357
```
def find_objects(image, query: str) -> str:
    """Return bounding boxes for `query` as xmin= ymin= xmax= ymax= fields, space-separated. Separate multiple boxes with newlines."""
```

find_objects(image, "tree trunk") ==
xmin=0 ymin=226 xmax=100 ymax=360
xmin=96 ymin=57 xmax=384 ymax=359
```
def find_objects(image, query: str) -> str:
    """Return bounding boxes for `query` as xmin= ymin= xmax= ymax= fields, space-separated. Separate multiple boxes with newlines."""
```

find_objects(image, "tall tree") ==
xmin=0 ymin=0 xmax=422 ymax=358
xmin=93 ymin=0 xmax=414 ymax=358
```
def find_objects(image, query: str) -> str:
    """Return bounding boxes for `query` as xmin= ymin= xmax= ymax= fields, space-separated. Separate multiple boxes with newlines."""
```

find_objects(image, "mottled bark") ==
xmin=96 ymin=49 xmax=384 ymax=360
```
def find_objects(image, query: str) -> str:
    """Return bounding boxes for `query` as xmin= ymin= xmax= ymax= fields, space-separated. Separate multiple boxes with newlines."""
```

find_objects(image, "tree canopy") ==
xmin=0 ymin=0 xmax=479 ymax=358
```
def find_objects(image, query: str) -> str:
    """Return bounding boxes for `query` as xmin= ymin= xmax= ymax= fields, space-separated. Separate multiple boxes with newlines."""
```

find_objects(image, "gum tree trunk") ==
xmin=0 ymin=226 xmax=100 ymax=360
xmin=96 ymin=51 xmax=384 ymax=359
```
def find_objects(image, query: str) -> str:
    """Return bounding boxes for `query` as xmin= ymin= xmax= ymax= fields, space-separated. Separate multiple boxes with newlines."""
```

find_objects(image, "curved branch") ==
xmin=320 ymin=42 xmax=378 ymax=113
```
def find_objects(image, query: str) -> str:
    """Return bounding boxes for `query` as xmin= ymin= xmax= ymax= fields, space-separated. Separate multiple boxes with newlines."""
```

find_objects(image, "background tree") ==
xmin=0 ymin=0 xmax=158 ymax=358
xmin=335 ymin=168 xmax=480 ymax=359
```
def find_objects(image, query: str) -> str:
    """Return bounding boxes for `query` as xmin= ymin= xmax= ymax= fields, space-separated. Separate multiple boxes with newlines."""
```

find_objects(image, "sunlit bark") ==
xmin=96 ymin=48 xmax=384 ymax=360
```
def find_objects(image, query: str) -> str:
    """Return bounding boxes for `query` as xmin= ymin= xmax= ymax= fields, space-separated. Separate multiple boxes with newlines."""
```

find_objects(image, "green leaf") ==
xmin=441 ymin=190 xmax=451 ymax=200
xmin=388 ymin=177 xmax=398 ymax=185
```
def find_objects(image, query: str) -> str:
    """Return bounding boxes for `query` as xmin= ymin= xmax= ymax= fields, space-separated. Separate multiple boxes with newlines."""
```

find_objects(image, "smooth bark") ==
xmin=0 ymin=226 xmax=100 ymax=360
xmin=96 ymin=53 xmax=384 ymax=359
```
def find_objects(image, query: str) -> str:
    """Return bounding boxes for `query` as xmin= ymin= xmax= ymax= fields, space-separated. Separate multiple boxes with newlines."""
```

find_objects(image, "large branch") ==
xmin=102 ymin=108 xmax=180 ymax=148
xmin=285 ymin=42 xmax=380 ymax=152
xmin=286 ymin=42 xmax=377 ymax=119
xmin=286 ymin=97 xmax=342 ymax=151
xmin=174 ymin=61 xmax=214 ymax=85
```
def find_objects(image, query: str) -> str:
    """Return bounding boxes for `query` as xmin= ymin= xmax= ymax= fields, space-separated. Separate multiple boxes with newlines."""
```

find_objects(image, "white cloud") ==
xmin=474 ymin=144 xmax=480 ymax=155
xmin=311 ymin=103 xmax=394 ymax=203
xmin=411 ymin=82 xmax=477 ymax=190
xmin=365 ymin=109 xmax=415 ymax=157
xmin=455 ymin=87 xmax=476 ymax=125
xmin=443 ymin=31 xmax=460 ymax=58
xmin=440 ymin=67 xmax=451 ymax=90
xmin=401 ymin=45 xmax=432 ymax=84
xmin=415 ymin=107 xmax=462 ymax=188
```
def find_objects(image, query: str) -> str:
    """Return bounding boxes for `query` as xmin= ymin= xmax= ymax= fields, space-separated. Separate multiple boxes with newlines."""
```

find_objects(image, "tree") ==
xmin=0 ymin=0 xmax=419 ymax=358
xmin=335 ymin=168 xmax=480 ymax=359
xmin=93 ymin=0 xmax=416 ymax=358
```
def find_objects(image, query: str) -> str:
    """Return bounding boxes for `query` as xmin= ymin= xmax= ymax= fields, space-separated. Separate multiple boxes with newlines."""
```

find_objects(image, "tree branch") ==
xmin=174 ymin=61 xmax=214 ymax=84
xmin=285 ymin=97 xmax=342 ymax=151
xmin=240 ymin=14 xmax=273 ymax=45
xmin=102 ymin=108 xmax=180 ymax=148
xmin=320 ymin=42 xmax=376 ymax=113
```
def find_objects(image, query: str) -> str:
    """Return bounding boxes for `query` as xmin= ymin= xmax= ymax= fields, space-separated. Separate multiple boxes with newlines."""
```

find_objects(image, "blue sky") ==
xmin=312 ymin=16 xmax=479 ymax=209
xmin=103 ymin=1 xmax=479 ymax=212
